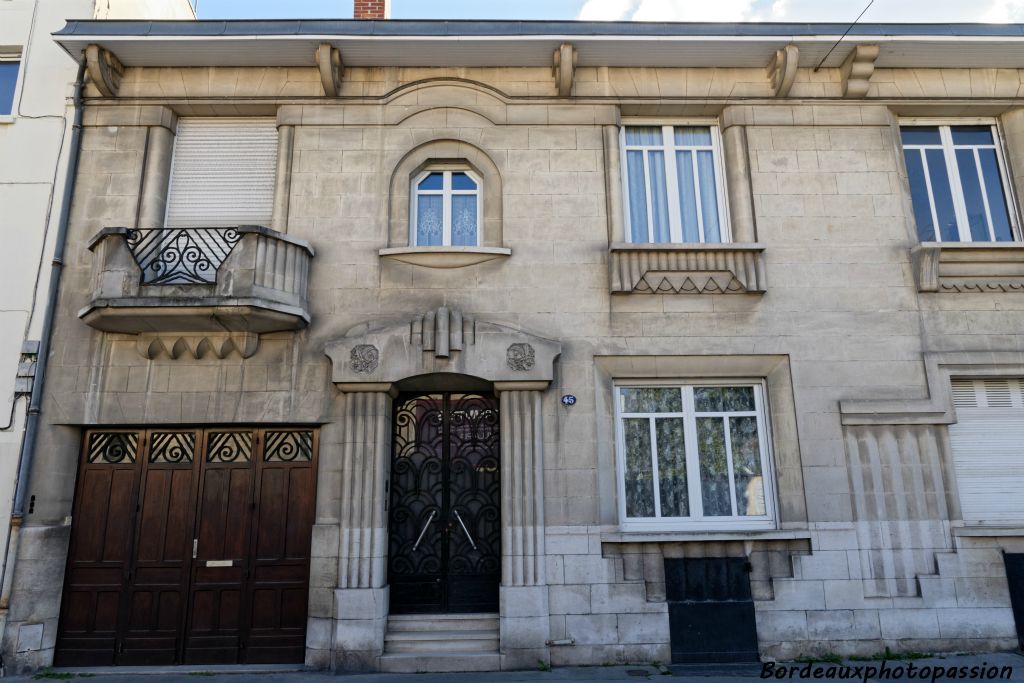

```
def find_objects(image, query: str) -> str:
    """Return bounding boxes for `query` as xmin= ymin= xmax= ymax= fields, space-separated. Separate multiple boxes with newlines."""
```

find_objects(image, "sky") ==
xmin=191 ymin=0 xmax=1024 ymax=23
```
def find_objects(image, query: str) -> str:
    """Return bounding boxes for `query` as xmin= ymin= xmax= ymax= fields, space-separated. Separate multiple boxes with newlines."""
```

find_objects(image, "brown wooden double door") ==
xmin=55 ymin=427 xmax=318 ymax=666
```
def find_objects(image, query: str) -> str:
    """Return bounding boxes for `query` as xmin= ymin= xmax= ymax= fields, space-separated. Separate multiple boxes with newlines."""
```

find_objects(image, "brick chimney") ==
xmin=354 ymin=0 xmax=390 ymax=19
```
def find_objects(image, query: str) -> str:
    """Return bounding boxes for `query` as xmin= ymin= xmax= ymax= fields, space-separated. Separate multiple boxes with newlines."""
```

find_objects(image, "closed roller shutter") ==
xmin=165 ymin=118 xmax=278 ymax=228
xmin=949 ymin=378 xmax=1024 ymax=524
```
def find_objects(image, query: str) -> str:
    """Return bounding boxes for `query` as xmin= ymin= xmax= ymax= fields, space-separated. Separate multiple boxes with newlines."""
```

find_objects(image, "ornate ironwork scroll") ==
xmin=388 ymin=393 xmax=500 ymax=613
xmin=87 ymin=431 xmax=139 ymax=464
xmin=125 ymin=227 xmax=242 ymax=285
xmin=206 ymin=431 xmax=253 ymax=463
xmin=264 ymin=430 xmax=313 ymax=462
xmin=148 ymin=431 xmax=196 ymax=464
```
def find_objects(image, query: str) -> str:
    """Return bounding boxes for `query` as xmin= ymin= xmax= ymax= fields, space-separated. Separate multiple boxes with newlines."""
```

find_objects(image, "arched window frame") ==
xmin=409 ymin=167 xmax=484 ymax=247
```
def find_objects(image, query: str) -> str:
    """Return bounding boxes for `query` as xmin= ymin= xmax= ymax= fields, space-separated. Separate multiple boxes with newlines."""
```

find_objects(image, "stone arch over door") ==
xmin=324 ymin=305 xmax=560 ymax=671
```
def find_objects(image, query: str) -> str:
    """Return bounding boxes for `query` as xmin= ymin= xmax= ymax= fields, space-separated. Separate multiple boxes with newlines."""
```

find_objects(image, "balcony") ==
xmin=80 ymin=225 xmax=313 ymax=358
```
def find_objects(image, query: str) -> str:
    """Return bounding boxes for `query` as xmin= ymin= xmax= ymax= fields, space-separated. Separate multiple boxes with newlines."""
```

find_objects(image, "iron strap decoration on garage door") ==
xmin=55 ymin=427 xmax=318 ymax=666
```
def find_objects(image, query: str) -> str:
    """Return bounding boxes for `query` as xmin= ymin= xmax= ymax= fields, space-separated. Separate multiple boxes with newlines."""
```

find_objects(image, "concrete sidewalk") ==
xmin=9 ymin=653 xmax=1023 ymax=683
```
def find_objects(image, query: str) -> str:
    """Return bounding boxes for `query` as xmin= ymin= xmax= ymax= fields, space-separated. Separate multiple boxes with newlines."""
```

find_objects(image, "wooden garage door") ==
xmin=55 ymin=427 xmax=317 ymax=666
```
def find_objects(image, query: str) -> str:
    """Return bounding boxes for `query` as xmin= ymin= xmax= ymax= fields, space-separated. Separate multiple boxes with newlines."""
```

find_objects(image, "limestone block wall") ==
xmin=7 ymin=62 xmax=1024 ymax=670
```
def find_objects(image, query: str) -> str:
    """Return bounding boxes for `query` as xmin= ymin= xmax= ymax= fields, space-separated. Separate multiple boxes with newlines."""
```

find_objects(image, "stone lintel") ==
xmin=333 ymin=382 xmax=398 ymax=396
xmin=494 ymin=381 xmax=550 ymax=393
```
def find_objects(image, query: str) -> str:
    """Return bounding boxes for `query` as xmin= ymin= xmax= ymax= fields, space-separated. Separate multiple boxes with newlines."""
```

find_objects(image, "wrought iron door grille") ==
xmin=125 ymin=227 xmax=242 ymax=285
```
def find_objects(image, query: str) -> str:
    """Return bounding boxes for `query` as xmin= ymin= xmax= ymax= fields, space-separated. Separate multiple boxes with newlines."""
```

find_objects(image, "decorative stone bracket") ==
xmin=325 ymin=305 xmax=561 ymax=390
xmin=79 ymin=225 xmax=314 ymax=359
xmin=911 ymin=242 xmax=1024 ymax=293
xmin=768 ymin=44 xmax=799 ymax=98
xmin=86 ymin=43 xmax=124 ymax=97
xmin=609 ymin=242 xmax=767 ymax=294
xmin=840 ymin=44 xmax=879 ymax=98
xmin=315 ymin=43 xmax=343 ymax=97
xmin=552 ymin=42 xmax=577 ymax=98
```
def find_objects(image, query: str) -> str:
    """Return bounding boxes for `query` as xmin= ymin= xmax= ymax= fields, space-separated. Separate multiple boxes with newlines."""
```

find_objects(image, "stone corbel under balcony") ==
xmin=911 ymin=241 xmax=1024 ymax=293
xmin=609 ymin=242 xmax=767 ymax=294
xmin=80 ymin=225 xmax=314 ymax=359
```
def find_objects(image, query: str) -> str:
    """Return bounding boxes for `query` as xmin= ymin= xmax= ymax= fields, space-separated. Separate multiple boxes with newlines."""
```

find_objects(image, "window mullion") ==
xmin=712 ymin=128 xmax=732 ymax=243
xmin=663 ymin=126 xmax=684 ymax=243
xmin=691 ymin=149 xmax=705 ymax=243
xmin=649 ymin=418 xmax=662 ymax=519
xmin=723 ymin=415 xmax=739 ymax=517
xmin=682 ymin=387 xmax=703 ymax=520
xmin=442 ymin=171 xmax=452 ymax=246
xmin=643 ymin=151 xmax=655 ymax=243
xmin=754 ymin=386 xmax=774 ymax=522
xmin=942 ymin=126 xmax=972 ymax=242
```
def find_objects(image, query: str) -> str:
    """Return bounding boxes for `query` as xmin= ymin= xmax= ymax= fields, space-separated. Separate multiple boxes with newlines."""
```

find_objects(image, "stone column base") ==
xmin=499 ymin=584 xmax=550 ymax=670
xmin=332 ymin=586 xmax=389 ymax=672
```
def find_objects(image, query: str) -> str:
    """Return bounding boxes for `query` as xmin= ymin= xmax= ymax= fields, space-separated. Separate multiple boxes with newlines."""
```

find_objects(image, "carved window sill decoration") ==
xmin=378 ymin=246 xmax=511 ymax=269
xmin=609 ymin=242 xmax=767 ymax=294
xmin=912 ymin=241 xmax=1024 ymax=293
xmin=80 ymin=225 xmax=314 ymax=359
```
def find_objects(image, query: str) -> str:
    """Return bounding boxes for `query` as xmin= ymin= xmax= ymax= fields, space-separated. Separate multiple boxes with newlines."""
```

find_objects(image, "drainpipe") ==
xmin=0 ymin=56 xmax=87 ymax=612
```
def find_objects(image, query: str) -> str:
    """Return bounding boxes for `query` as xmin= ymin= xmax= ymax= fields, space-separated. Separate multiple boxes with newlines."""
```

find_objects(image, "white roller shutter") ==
xmin=949 ymin=378 xmax=1024 ymax=524
xmin=165 ymin=118 xmax=278 ymax=228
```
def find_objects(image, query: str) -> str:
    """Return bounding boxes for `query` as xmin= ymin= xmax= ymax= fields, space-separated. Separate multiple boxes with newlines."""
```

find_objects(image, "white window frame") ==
xmin=619 ymin=119 xmax=732 ymax=244
xmin=613 ymin=379 xmax=777 ymax=532
xmin=0 ymin=51 xmax=23 ymax=121
xmin=899 ymin=118 xmax=1020 ymax=243
xmin=409 ymin=169 xmax=483 ymax=247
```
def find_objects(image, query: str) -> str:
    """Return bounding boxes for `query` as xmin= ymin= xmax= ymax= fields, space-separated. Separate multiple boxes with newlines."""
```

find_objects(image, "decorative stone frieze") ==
xmin=911 ymin=242 xmax=1024 ymax=293
xmin=767 ymin=44 xmax=799 ymax=98
xmin=85 ymin=44 xmax=124 ymax=97
xmin=609 ymin=242 xmax=767 ymax=294
xmin=80 ymin=225 xmax=314 ymax=357
xmin=840 ymin=44 xmax=879 ymax=98
xmin=552 ymin=42 xmax=577 ymax=97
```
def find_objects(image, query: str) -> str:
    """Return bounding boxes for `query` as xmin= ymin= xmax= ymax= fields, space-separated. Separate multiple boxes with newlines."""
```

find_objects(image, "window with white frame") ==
xmin=900 ymin=123 xmax=1017 ymax=243
xmin=614 ymin=383 xmax=775 ymax=529
xmin=411 ymin=170 xmax=481 ymax=247
xmin=0 ymin=54 xmax=20 ymax=116
xmin=622 ymin=124 xmax=730 ymax=244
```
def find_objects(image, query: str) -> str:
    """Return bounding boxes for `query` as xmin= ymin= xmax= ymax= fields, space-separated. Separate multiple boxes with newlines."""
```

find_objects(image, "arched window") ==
xmin=411 ymin=170 xmax=481 ymax=247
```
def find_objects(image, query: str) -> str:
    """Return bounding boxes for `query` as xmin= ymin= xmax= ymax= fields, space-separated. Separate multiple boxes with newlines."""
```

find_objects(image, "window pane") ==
xmin=674 ymin=126 xmax=712 ymax=146
xmin=648 ymin=151 xmax=671 ymax=243
xmin=451 ymin=195 xmax=478 ymax=246
xmin=730 ymin=416 xmax=766 ymax=516
xmin=904 ymin=149 xmax=936 ymax=241
xmin=979 ymin=149 xmax=1014 ymax=242
xmin=956 ymin=148 xmax=992 ymax=241
xmin=926 ymin=148 xmax=961 ymax=242
xmin=697 ymin=417 xmax=732 ymax=516
xmin=418 ymin=172 xmax=443 ymax=191
xmin=656 ymin=418 xmax=688 ymax=517
xmin=0 ymin=62 xmax=16 ymax=116
xmin=951 ymin=126 xmax=994 ymax=146
xmin=676 ymin=150 xmax=700 ymax=242
xmin=900 ymin=126 xmax=941 ymax=145
xmin=620 ymin=387 xmax=682 ymax=413
xmin=623 ymin=418 xmax=655 ymax=518
xmin=451 ymin=172 xmax=477 ymax=190
xmin=416 ymin=194 xmax=443 ymax=246
xmin=626 ymin=150 xmax=650 ymax=242
xmin=696 ymin=150 xmax=722 ymax=243
xmin=625 ymin=126 xmax=663 ymax=146
xmin=694 ymin=387 xmax=723 ymax=412
xmin=722 ymin=387 xmax=755 ymax=412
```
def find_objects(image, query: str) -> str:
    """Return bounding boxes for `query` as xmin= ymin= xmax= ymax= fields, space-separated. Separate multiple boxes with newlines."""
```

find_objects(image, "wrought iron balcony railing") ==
xmin=80 ymin=225 xmax=314 ymax=350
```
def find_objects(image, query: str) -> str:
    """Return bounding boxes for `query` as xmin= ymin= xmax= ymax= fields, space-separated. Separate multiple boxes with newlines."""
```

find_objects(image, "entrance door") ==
xmin=1006 ymin=553 xmax=1024 ymax=650
xmin=56 ymin=427 xmax=317 ymax=666
xmin=664 ymin=557 xmax=760 ymax=663
xmin=388 ymin=393 xmax=500 ymax=614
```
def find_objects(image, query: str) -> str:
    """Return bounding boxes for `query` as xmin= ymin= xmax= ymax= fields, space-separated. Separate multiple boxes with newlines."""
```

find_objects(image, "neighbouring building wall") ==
xmin=4 ymin=60 xmax=1024 ymax=671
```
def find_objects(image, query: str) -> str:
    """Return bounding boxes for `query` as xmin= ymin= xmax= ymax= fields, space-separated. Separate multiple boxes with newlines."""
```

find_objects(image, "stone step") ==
xmin=386 ymin=612 xmax=499 ymax=633
xmin=384 ymin=629 xmax=499 ymax=653
xmin=379 ymin=652 xmax=501 ymax=673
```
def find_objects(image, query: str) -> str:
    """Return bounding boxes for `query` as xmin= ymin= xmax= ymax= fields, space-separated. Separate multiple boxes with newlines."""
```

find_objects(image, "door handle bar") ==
xmin=452 ymin=509 xmax=477 ymax=550
xmin=412 ymin=510 xmax=437 ymax=552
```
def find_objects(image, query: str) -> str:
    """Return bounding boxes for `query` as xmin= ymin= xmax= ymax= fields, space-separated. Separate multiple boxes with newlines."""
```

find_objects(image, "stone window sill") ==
xmin=379 ymin=246 xmax=511 ymax=269
xmin=601 ymin=529 xmax=810 ymax=543
xmin=609 ymin=242 xmax=767 ymax=294
xmin=911 ymin=241 xmax=1024 ymax=293
xmin=0 ymin=115 xmax=15 ymax=125
xmin=951 ymin=525 xmax=1024 ymax=537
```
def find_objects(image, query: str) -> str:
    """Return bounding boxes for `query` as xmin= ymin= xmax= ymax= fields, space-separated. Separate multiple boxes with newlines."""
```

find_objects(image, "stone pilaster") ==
xmin=720 ymin=122 xmax=757 ymax=243
xmin=497 ymin=387 xmax=550 ymax=669
xmin=272 ymin=124 xmax=295 ymax=231
xmin=333 ymin=389 xmax=393 ymax=672
xmin=136 ymin=124 xmax=174 ymax=229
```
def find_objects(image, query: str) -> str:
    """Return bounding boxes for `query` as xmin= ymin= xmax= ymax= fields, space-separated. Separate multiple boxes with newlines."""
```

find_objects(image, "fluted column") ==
xmin=496 ymin=385 xmax=550 ymax=669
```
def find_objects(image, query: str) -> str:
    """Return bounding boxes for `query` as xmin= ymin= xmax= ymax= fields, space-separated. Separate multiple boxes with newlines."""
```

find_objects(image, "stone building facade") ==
xmin=2 ymin=15 xmax=1024 ymax=674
